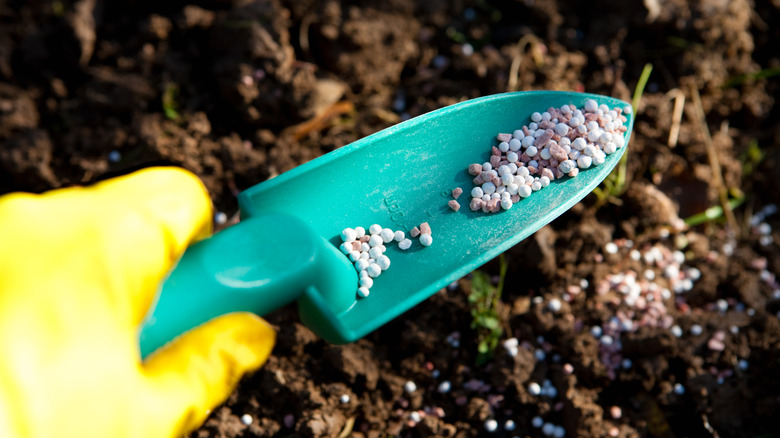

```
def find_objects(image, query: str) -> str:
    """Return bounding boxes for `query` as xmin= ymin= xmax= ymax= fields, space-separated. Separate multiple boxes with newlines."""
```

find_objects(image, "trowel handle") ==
xmin=138 ymin=213 xmax=356 ymax=358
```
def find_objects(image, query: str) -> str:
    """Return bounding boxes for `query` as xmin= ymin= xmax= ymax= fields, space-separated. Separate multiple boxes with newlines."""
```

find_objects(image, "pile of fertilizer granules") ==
xmin=448 ymin=99 xmax=631 ymax=213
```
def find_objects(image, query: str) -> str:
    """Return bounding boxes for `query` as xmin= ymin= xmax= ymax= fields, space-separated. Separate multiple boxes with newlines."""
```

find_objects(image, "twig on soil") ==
xmin=370 ymin=107 xmax=401 ymax=124
xmin=701 ymin=414 xmax=721 ymax=438
xmin=689 ymin=84 xmax=738 ymax=234
xmin=281 ymin=100 xmax=355 ymax=141
xmin=507 ymin=34 xmax=544 ymax=92
xmin=299 ymin=14 xmax=315 ymax=53
xmin=666 ymin=88 xmax=685 ymax=148
xmin=337 ymin=417 xmax=355 ymax=438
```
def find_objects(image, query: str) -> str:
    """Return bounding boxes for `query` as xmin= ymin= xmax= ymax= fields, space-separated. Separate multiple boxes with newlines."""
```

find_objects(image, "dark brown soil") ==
xmin=2 ymin=1 xmax=779 ymax=437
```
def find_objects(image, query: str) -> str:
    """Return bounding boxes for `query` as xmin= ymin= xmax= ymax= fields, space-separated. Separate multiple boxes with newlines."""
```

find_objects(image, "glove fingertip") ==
xmin=116 ymin=167 xmax=214 ymax=247
xmin=141 ymin=313 xmax=275 ymax=435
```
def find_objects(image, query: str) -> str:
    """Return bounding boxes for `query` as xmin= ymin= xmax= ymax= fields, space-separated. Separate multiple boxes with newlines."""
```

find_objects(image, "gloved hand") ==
xmin=0 ymin=167 xmax=275 ymax=437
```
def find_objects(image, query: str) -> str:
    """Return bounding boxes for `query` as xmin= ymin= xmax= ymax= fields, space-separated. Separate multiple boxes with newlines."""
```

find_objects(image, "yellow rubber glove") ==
xmin=0 ymin=167 xmax=275 ymax=438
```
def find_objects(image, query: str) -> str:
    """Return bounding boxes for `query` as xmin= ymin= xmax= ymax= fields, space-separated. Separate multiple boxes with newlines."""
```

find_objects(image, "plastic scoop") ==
xmin=139 ymin=91 xmax=633 ymax=358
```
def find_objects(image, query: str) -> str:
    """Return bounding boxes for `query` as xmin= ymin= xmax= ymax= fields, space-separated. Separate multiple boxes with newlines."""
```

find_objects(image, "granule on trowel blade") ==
xmin=339 ymin=222 xmax=433 ymax=298
xmin=460 ymin=99 xmax=628 ymax=213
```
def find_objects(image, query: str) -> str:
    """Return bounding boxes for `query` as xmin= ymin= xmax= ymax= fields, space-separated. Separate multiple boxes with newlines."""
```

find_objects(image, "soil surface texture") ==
xmin=1 ymin=1 xmax=779 ymax=437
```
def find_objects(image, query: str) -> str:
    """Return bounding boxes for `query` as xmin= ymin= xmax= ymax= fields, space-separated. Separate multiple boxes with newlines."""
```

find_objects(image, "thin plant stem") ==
xmin=689 ymin=84 xmax=739 ymax=234
xmin=615 ymin=63 xmax=653 ymax=193
xmin=495 ymin=254 xmax=507 ymax=305
xmin=632 ymin=63 xmax=654 ymax=114
xmin=684 ymin=196 xmax=745 ymax=227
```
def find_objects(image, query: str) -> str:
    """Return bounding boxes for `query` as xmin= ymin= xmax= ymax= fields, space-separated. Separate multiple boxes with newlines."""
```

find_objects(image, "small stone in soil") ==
xmin=504 ymin=419 xmax=516 ymax=431
xmin=483 ymin=419 xmax=498 ymax=432
xmin=214 ymin=211 xmax=228 ymax=225
xmin=707 ymin=331 xmax=726 ymax=351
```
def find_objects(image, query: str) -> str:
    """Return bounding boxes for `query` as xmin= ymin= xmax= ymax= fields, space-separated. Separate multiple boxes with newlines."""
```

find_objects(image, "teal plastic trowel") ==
xmin=139 ymin=91 xmax=633 ymax=358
